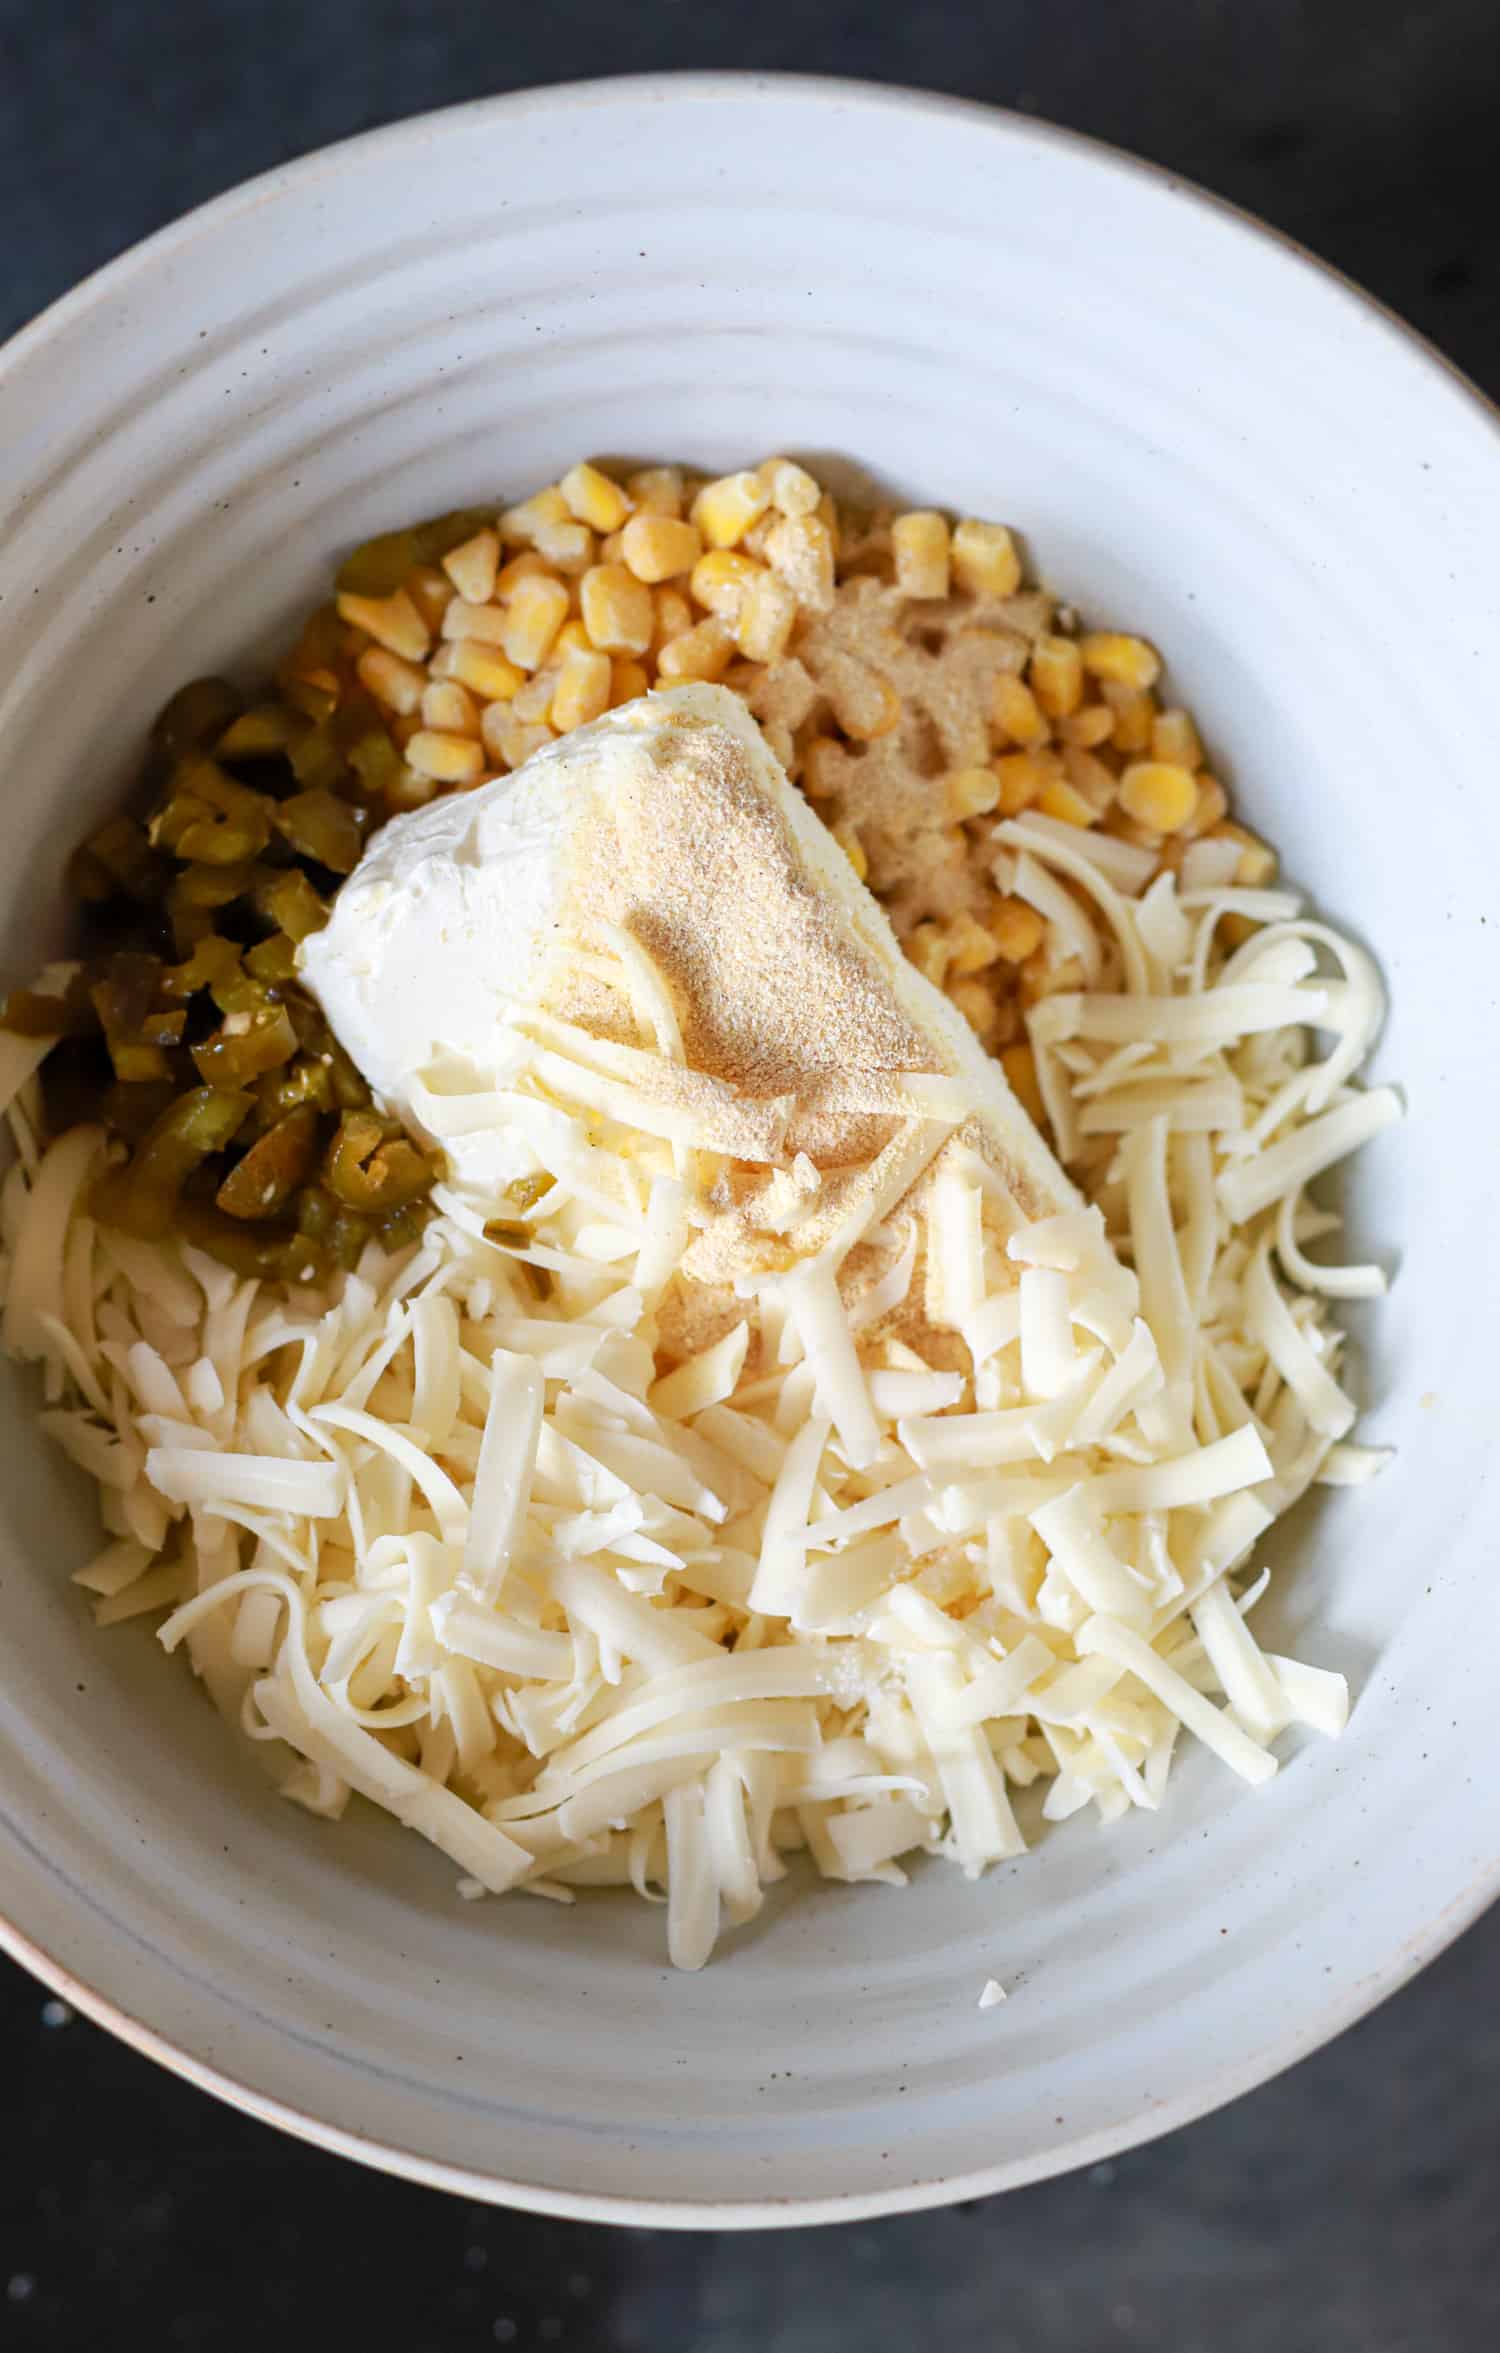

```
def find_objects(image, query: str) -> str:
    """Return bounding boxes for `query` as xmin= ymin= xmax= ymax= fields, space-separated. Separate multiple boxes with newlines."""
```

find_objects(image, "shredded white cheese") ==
xmin=0 ymin=816 xmax=1398 ymax=1969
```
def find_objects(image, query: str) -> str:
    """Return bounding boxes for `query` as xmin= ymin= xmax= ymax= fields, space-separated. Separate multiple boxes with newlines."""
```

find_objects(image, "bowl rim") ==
xmin=3 ymin=67 xmax=1497 ymax=2230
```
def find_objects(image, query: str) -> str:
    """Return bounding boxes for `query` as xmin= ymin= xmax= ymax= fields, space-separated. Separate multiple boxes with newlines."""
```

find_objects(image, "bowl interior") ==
xmin=0 ymin=78 xmax=1496 ymax=2222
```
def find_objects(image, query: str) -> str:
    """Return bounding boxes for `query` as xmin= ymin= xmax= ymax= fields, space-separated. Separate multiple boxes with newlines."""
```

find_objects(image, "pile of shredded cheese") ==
xmin=0 ymin=818 xmax=1397 ymax=1969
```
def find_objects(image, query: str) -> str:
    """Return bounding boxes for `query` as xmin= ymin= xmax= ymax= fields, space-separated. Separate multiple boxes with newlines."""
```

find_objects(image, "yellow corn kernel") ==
xmin=828 ymin=665 xmax=901 ymax=742
xmin=1117 ymin=760 xmax=1198 ymax=834
xmin=512 ymin=669 xmax=560 ymax=724
xmin=551 ymin=645 xmax=613 ymax=732
xmin=692 ymin=470 xmax=771 ymax=549
xmin=421 ymin=681 xmax=480 ymax=736
xmin=1036 ymin=774 xmax=1099 ymax=827
xmin=405 ymin=565 xmax=454 ymax=632
xmin=441 ymin=597 xmax=513 ymax=646
xmin=656 ymin=615 xmax=734 ymax=684
xmin=1030 ymin=635 xmax=1083 ymax=718
xmin=579 ymin=563 xmax=654 ymax=656
xmin=816 ymin=489 xmax=842 ymax=556
xmin=534 ymin=519 xmax=593 ymax=575
xmin=757 ymin=457 xmax=821 ymax=517
xmin=952 ymin=519 xmax=1021 ymax=599
xmin=481 ymin=704 xmax=554 ymax=770
xmin=947 ymin=910 xmax=1001 ymax=976
xmin=1103 ymin=806 xmax=1160 ymax=852
xmin=385 ymin=764 xmax=440 ymax=812
xmin=890 ymin=510 xmax=951 ymax=600
xmin=832 ymin=820 xmax=868 ymax=882
xmin=356 ymin=645 xmax=427 ymax=716
xmin=992 ymin=751 xmax=1054 ymax=815
xmin=1063 ymin=745 xmax=1117 ymax=814
xmin=651 ymin=586 xmax=695 ymax=653
xmin=1080 ymin=632 xmax=1162 ymax=691
xmin=1183 ymin=774 xmax=1230 ymax=836
xmin=1107 ymin=688 xmax=1156 ymax=754
xmin=690 ymin=548 xmax=764 ymax=620
xmin=598 ymin=530 xmax=627 ymax=564
xmin=764 ymin=514 xmax=836 ymax=612
xmin=1151 ymin=706 xmax=1203 ymax=769
xmin=495 ymin=550 xmax=551 ymax=594
xmin=559 ymin=462 xmax=631 ymax=534
xmin=991 ymin=673 xmax=1049 ymax=748
xmin=992 ymin=899 xmax=1046 ymax=963
xmin=441 ymin=527 xmax=500 ymax=605
xmin=549 ymin=618 xmax=589 ymax=658
xmin=755 ymin=715 xmax=790 ymax=770
xmin=500 ymin=573 xmax=570 ymax=670
xmin=949 ymin=978 xmax=998 ymax=1036
xmin=621 ymin=513 xmax=702 ymax=584
xmin=609 ymin=656 xmax=651 ymax=707
xmin=735 ymin=571 xmax=798 ymax=664
xmin=1213 ymin=821 xmax=1278 ymax=886
xmin=336 ymin=588 xmax=430 ymax=661
xmin=444 ymin=641 xmax=524 ymax=702
xmin=1059 ymin=704 xmax=1115 ymax=750
xmin=500 ymin=486 xmax=570 ymax=544
xmin=627 ymin=466 xmax=685 ymax=517
xmin=1001 ymin=1042 xmax=1044 ymax=1124
xmin=946 ymin=766 xmax=1001 ymax=820
xmin=801 ymin=736 xmax=850 ymax=800
xmin=906 ymin=922 xmax=952 ymax=986
xmin=406 ymin=729 xmax=483 ymax=783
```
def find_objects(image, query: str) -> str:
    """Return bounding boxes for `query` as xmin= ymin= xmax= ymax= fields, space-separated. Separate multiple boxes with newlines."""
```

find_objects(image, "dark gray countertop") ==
xmin=2 ymin=5 xmax=1497 ymax=2345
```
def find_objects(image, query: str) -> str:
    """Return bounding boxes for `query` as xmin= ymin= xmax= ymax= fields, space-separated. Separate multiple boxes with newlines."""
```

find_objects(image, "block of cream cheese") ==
xmin=300 ymin=683 xmax=1080 ymax=1227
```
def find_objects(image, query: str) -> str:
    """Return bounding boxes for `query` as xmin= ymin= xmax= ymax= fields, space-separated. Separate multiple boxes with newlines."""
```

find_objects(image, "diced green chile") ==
xmin=215 ymin=1105 xmax=321 ymax=1220
xmin=191 ymin=1003 xmax=299 ymax=1087
xmin=324 ymin=1111 xmax=432 ymax=1212
xmin=96 ymin=1086 xmax=253 ymax=1239
xmin=273 ymin=789 xmax=364 ymax=874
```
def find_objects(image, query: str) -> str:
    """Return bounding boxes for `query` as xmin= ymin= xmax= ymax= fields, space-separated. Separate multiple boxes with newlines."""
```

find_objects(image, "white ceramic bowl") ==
xmin=1 ymin=74 xmax=1496 ymax=2227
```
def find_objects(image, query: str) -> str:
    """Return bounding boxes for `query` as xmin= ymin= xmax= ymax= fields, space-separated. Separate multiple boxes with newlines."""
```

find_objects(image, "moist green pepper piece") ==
xmin=295 ymin=1184 xmax=337 ymax=1242
xmin=504 ymin=1172 xmax=552 ymax=1213
xmin=336 ymin=508 xmax=492 ymax=598
xmin=208 ymin=967 xmax=279 ymax=1018
xmin=287 ymin=720 xmax=348 ymax=796
xmin=151 ymin=679 xmax=245 ymax=763
xmin=483 ymin=1220 xmax=530 ymax=1246
xmin=257 ymin=1055 xmax=335 ymax=1124
xmin=215 ymin=1105 xmax=321 ymax=1221
xmin=327 ymin=1208 xmax=373 ymax=1270
xmin=191 ymin=1003 xmax=299 ymax=1087
xmin=273 ymin=788 xmax=364 ymax=875
xmin=175 ymin=1199 xmax=328 ymax=1282
xmin=349 ymin=728 xmax=403 ymax=800
xmin=160 ymin=934 xmax=243 ymax=1003
xmin=170 ymin=859 xmax=258 ymax=911
xmin=217 ymin=704 xmax=306 ymax=762
xmin=324 ymin=1110 xmax=432 ymax=1212
xmin=97 ymin=1078 xmax=178 ymax=1147
xmin=245 ymin=934 xmax=299 ymax=985
xmin=96 ymin=1086 xmax=253 ymax=1240
xmin=68 ymin=815 xmax=166 ymax=906
xmin=90 ymin=957 xmax=187 ymax=1083
xmin=152 ymin=760 xmax=273 ymax=865
xmin=377 ymin=1201 xmax=431 ymax=1253
xmin=254 ymin=869 xmax=328 ymax=943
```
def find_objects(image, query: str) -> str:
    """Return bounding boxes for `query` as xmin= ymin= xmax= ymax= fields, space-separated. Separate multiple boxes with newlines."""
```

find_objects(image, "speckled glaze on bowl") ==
xmin=0 ymin=74 xmax=1494 ymax=2227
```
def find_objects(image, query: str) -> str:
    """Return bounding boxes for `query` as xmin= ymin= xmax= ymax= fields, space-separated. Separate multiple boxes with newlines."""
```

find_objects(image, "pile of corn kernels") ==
xmin=294 ymin=457 xmax=1275 ymax=1143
